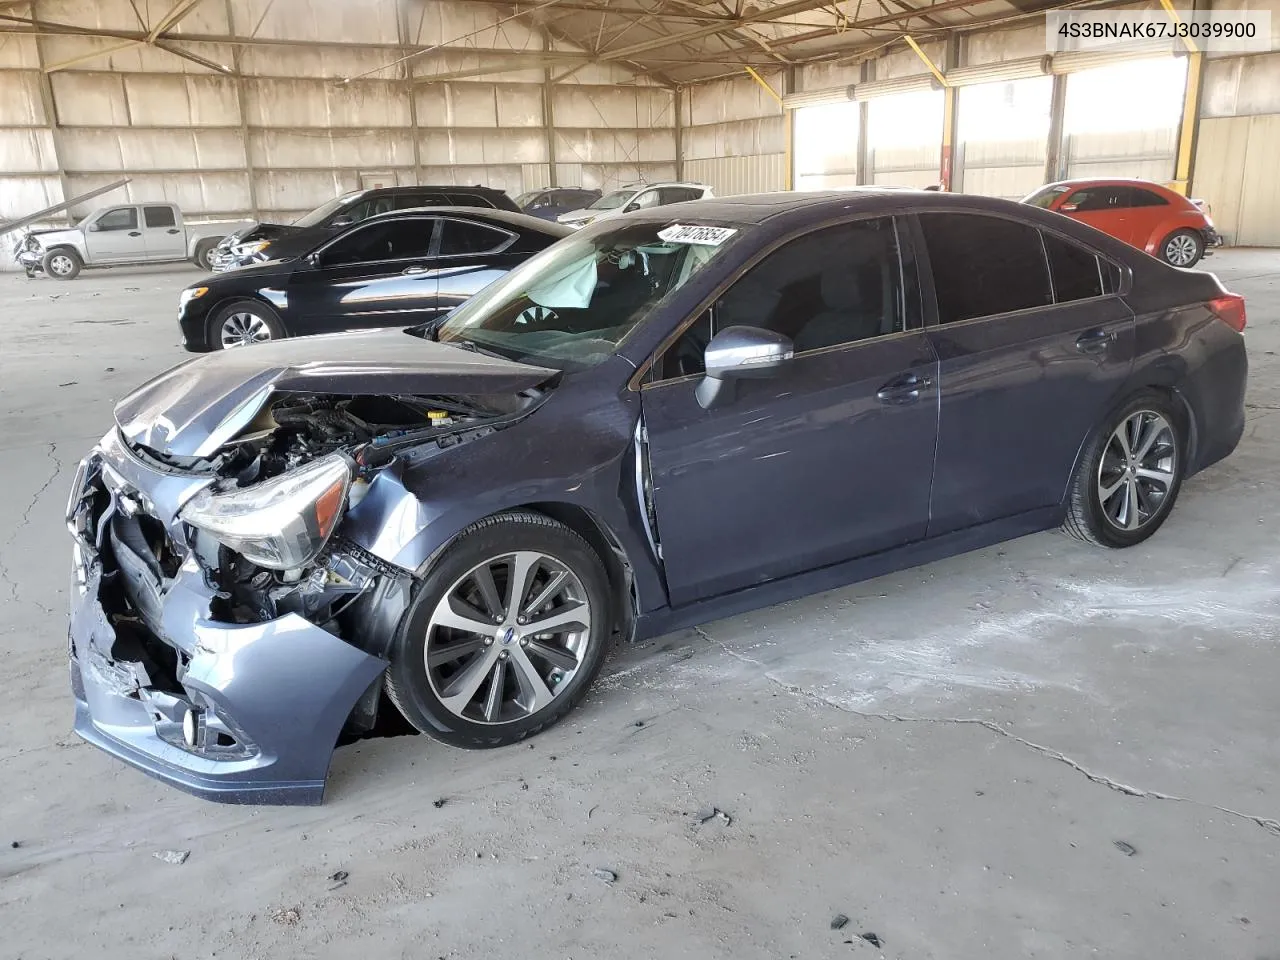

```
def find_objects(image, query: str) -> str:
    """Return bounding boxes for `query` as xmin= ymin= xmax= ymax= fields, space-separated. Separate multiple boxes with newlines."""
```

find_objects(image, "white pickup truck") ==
xmin=15 ymin=202 xmax=253 ymax=280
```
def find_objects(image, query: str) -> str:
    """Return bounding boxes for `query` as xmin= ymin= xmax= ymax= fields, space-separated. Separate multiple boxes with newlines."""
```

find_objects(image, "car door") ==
xmin=639 ymin=216 xmax=940 ymax=606
xmin=85 ymin=206 xmax=144 ymax=262
xmin=1059 ymin=186 xmax=1133 ymax=244
xmin=914 ymin=211 xmax=1135 ymax=536
xmin=431 ymin=217 xmax=523 ymax=317
xmin=285 ymin=215 xmax=442 ymax=332
xmin=1123 ymin=186 xmax=1172 ymax=251
xmin=141 ymin=205 xmax=185 ymax=259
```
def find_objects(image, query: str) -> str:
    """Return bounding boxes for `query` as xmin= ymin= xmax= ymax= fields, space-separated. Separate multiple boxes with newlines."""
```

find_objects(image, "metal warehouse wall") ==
xmin=680 ymin=71 xmax=787 ymax=196
xmin=0 ymin=0 xmax=675 ymax=230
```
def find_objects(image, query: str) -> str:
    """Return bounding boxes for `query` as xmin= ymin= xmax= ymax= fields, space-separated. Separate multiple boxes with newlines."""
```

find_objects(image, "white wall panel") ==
xmin=964 ymin=25 xmax=1045 ymax=64
xmin=251 ymin=129 xmax=415 ymax=169
xmin=0 ymin=73 xmax=46 ymax=125
xmin=421 ymin=128 xmax=547 ymax=165
xmin=875 ymin=42 xmax=945 ymax=80
xmin=0 ymin=34 xmax=40 ymax=69
xmin=0 ymin=128 xmax=57 ymax=173
xmin=239 ymin=44 xmax=398 ymax=80
xmin=48 ymin=72 xmax=129 ymax=126
xmin=684 ymin=155 xmax=785 ymax=196
xmin=61 ymin=128 xmax=246 ymax=171
xmin=68 ymin=171 xmax=251 ymax=214
xmin=0 ymin=177 xmax=62 ymax=220
xmin=799 ymin=61 xmax=860 ymax=92
xmin=124 ymin=75 xmax=241 ymax=127
xmin=241 ymin=0 xmax=400 ymax=44
xmin=246 ymin=78 xmax=409 ymax=128
xmin=256 ymin=169 xmax=354 ymax=211
xmin=552 ymin=86 xmax=673 ymax=129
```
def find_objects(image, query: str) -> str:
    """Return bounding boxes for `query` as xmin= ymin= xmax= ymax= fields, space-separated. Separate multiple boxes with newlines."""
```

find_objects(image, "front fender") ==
xmin=40 ymin=233 xmax=87 ymax=259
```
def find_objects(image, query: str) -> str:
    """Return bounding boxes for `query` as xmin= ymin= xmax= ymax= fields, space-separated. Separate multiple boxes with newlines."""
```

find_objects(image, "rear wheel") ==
xmin=1062 ymin=392 xmax=1186 ymax=547
xmin=1160 ymin=229 xmax=1203 ymax=267
xmin=210 ymin=300 xmax=285 ymax=349
xmin=194 ymin=238 xmax=219 ymax=271
xmin=384 ymin=512 xmax=613 ymax=749
xmin=42 ymin=247 xmax=81 ymax=280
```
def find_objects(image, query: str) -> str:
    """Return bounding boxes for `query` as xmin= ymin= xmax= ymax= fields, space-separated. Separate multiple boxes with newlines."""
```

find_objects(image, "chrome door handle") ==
xmin=402 ymin=265 xmax=428 ymax=275
xmin=1075 ymin=328 xmax=1116 ymax=354
xmin=877 ymin=373 xmax=932 ymax=405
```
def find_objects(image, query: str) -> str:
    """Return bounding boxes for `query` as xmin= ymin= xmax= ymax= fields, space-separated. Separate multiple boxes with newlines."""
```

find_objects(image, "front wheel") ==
xmin=42 ymin=248 xmax=81 ymax=280
xmin=384 ymin=512 xmax=613 ymax=749
xmin=1062 ymin=392 xmax=1186 ymax=547
xmin=209 ymin=300 xmax=285 ymax=349
xmin=194 ymin=238 xmax=219 ymax=272
xmin=1160 ymin=229 xmax=1204 ymax=267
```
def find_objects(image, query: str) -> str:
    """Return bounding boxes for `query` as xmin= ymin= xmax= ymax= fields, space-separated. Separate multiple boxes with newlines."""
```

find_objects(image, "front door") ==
xmin=915 ymin=212 xmax=1135 ymax=535
xmin=286 ymin=215 xmax=441 ymax=333
xmin=640 ymin=217 xmax=940 ymax=606
xmin=141 ymin=205 xmax=185 ymax=259
xmin=85 ymin=206 xmax=144 ymax=262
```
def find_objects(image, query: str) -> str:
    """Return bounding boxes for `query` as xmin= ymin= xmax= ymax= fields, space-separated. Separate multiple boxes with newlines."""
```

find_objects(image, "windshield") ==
xmin=1023 ymin=185 xmax=1070 ymax=209
xmin=435 ymin=220 xmax=743 ymax=370
xmin=514 ymin=191 xmax=539 ymax=208
xmin=588 ymin=190 xmax=634 ymax=211
xmin=293 ymin=192 xmax=362 ymax=227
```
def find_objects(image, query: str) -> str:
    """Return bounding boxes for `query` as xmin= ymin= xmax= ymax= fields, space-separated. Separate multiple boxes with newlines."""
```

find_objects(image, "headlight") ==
xmin=179 ymin=454 xmax=352 ymax=570
xmin=179 ymin=286 xmax=208 ymax=310
xmin=233 ymin=240 xmax=271 ymax=256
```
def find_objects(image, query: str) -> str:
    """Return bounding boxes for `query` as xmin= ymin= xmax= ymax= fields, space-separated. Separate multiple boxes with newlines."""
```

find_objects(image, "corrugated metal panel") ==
xmin=1237 ymin=114 xmax=1280 ymax=245
xmin=62 ymin=128 xmax=247 ymax=171
xmin=1192 ymin=115 xmax=1250 ymax=243
xmin=964 ymin=24 xmax=1046 ymax=64
xmin=0 ymin=177 xmax=62 ymax=220
xmin=683 ymin=155 xmax=786 ymax=196
xmin=250 ymin=129 xmax=415 ymax=169
xmin=1202 ymin=53 xmax=1280 ymax=118
xmin=0 ymin=128 xmax=58 ymax=174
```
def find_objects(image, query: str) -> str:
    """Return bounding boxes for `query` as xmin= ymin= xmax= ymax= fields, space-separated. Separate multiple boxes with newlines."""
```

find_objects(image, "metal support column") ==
xmin=1164 ymin=0 xmax=1205 ymax=194
xmin=673 ymin=86 xmax=684 ymax=182
xmin=397 ymin=0 xmax=424 ymax=186
xmin=939 ymin=34 xmax=959 ymax=190
xmin=30 ymin=0 xmax=73 ymax=218
xmin=1044 ymin=72 xmax=1068 ymax=184
xmin=224 ymin=0 xmax=259 ymax=218
xmin=856 ymin=61 xmax=871 ymax=186
xmin=543 ymin=67 xmax=559 ymax=187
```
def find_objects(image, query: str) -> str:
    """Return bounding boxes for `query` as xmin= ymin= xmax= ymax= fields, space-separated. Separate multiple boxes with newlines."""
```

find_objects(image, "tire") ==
xmin=193 ymin=238 xmax=219 ymax=272
xmin=42 ymin=247 xmax=81 ymax=280
xmin=208 ymin=299 xmax=285 ymax=349
xmin=1159 ymin=229 xmax=1204 ymax=268
xmin=384 ymin=511 xmax=614 ymax=749
xmin=1062 ymin=391 xmax=1186 ymax=548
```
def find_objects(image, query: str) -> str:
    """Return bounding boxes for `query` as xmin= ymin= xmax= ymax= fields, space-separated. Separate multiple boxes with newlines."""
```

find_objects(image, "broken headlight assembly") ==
xmin=179 ymin=453 xmax=352 ymax=570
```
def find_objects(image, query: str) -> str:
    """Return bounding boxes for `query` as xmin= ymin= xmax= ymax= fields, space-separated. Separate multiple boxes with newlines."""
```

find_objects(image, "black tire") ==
xmin=208 ymin=299 xmax=286 ymax=349
xmin=42 ymin=247 xmax=81 ymax=280
xmin=1159 ymin=229 xmax=1204 ymax=268
xmin=1062 ymin=391 xmax=1186 ymax=548
xmin=194 ymin=238 xmax=219 ymax=271
xmin=384 ymin=511 xmax=614 ymax=749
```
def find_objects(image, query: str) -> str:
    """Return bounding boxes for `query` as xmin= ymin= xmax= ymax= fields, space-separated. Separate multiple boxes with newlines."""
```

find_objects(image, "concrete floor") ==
xmin=1 ymin=253 xmax=1277 ymax=960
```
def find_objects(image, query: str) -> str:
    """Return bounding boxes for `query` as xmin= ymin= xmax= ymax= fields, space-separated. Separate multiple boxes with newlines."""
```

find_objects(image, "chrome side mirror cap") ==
xmin=695 ymin=325 xmax=794 ymax=410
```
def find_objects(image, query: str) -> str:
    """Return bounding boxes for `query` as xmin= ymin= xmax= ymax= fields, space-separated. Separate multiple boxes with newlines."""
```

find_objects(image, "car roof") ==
xmin=1042 ymin=178 xmax=1177 ymax=191
xmin=363 ymin=205 xmax=573 ymax=236
xmin=614 ymin=181 xmax=709 ymax=191
xmin=357 ymin=184 xmax=508 ymax=197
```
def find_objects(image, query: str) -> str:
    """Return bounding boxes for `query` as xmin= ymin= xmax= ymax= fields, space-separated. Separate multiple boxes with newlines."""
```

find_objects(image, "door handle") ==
xmin=1075 ymin=328 xmax=1116 ymax=354
xmin=402 ymin=265 xmax=428 ymax=275
xmin=166 ymin=228 xmax=180 ymax=234
xmin=876 ymin=373 xmax=933 ymax=405
xmin=128 ymin=231 xmax=141 ymax=237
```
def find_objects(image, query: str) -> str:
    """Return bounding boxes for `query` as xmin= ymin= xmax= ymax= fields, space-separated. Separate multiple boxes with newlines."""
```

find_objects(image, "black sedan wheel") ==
xmin=385 ymin=512 xmax=612 ymax=748
xmin=1063 ymin=392 xmax=1185 ymax=547
xmin=210 ymin=300 xmax=284 ymax=349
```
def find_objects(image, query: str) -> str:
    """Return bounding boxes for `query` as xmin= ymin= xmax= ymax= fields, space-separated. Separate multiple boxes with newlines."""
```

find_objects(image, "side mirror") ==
xmin=624 ymin=202 xmax=639 ymax=213
xmin=330 ymin=216 xmax=354 ymax=228
xmin=695 ymin=325 xmax=794 ymax=410
xmin=304 ymin=251 xmax=322 ymax=269
xmin=87 ymin=222 xmax=100 ymax=232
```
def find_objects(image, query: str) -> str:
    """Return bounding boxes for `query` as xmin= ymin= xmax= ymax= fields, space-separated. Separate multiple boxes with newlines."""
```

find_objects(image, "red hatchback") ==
xmin=1024 ymin=178 xmax=1223 ymax=268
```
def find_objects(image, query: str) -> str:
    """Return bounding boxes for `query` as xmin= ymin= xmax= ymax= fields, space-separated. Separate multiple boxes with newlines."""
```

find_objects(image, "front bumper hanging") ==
xmin=67 ymin=437 xmax=388 ymax=805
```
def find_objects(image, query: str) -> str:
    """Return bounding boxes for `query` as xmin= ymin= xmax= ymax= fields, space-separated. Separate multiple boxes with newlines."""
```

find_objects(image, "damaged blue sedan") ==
xmin=67 ymin=191 xmax=1247 ymax=804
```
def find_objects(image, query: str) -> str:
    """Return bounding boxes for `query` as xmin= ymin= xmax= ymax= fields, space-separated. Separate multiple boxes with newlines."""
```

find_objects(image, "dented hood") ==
xmin=114 ymin=328 xmax=558 ymax=458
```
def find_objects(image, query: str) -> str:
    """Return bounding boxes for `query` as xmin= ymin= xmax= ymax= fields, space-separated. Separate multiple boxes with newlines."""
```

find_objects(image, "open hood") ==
xmin=114 ymin=329 xmax=558 ymax=458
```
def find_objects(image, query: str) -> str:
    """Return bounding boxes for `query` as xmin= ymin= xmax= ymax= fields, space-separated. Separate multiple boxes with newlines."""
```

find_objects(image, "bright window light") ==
xmin=1063 ymin=57 xmax=1188 ymax=134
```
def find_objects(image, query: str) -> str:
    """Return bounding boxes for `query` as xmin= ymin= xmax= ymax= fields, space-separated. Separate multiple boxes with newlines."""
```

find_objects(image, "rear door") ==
xmin=431 ymin=217 xmax=523 ymax=316
xmin=286 ymin=215 xmax=442 ymax=332
xmin=1060 ymin=186 xmax=1134 ymax=244
xmin=85 ymin=206 xmax=144 ymax=262
xmin=640 ymin=216 xmax=940 ymax=605
xmin=141 ymin=205 xmax=185 ymax=259
xmin=915 ymin=211 xmax=1134 ymax=535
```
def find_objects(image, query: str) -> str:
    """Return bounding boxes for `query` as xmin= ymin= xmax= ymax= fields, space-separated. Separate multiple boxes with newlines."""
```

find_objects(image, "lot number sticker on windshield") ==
xmin=657 ymin=224 xmax=737 ymax=246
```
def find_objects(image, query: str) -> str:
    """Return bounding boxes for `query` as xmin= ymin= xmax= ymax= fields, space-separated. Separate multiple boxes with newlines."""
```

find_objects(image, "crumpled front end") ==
xmin=67 ymin=430 xmax=391 ymax=805
xmin=15 ymin=234 xmax=43 ymax=272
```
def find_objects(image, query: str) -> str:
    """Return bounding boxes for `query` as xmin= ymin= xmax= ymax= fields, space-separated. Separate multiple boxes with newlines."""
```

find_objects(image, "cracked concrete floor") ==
xmin=1 ymin=254 xmax=1278 ymax=960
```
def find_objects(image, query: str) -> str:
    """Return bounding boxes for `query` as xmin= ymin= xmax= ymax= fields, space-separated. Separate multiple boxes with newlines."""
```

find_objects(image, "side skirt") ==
xmin=633 ymin=505 xmax=1062 ymax=641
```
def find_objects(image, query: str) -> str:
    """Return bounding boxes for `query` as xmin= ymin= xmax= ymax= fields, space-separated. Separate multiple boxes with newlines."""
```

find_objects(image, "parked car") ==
xmin=68 ymin=190 xmax=1246 ymax=804
xmin=211 ymin=185 xmax=521 ymax=272
xmin=179 ymin=208 xmax=570 ymax=350
xmin=556 ymin=182 xmax=713 ymax=228
xmin=1023 ymin=178 xmax=1222 ymax=267
xmin=15 ymin=203 xmax=252 ymax=279
xmin=515 ymin=187 xmax=603 ymax=221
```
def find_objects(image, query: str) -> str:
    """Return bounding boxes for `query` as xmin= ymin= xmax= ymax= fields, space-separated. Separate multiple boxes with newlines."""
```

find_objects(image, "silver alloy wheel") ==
xmin=49 ymin=254 xmax=75 ymax=276
xmin=220 ymin=311 xmax=273 ymax=348
xmin=1165 ymin=234 xmax=1199 ymax=266
xmin=1097 ymin=410 xmax=1177 ymax=531
xmin=425 ymin=551 xmax=592 ymax=724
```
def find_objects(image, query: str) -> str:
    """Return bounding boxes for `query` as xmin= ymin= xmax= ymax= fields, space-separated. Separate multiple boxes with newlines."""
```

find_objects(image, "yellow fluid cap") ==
xmin=427 ymin=410 xmax=449 ymax=421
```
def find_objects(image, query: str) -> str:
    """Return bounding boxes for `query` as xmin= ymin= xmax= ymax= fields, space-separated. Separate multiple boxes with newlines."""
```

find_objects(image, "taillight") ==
xmin=1210 ymin=294 xmax=1246 ymax=332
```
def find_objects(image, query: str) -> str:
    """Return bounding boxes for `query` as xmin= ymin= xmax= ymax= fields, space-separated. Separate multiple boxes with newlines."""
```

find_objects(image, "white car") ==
xmin=557 ymin=182 xmax=713 ymax=229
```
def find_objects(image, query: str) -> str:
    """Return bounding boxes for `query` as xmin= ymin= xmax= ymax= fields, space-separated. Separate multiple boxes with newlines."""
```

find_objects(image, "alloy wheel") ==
xmin=1096 ymin=410 xmax=1177 ymax=531
xmin=49 ymin=254 xmax=74 ymax=276
xmin=1165 ymin=234 xmax=1198 ymax=266
xmin=424 ymin=551 xmax=592 ymax=724
xmin=220 ymin=311 xmax=273 ymax=348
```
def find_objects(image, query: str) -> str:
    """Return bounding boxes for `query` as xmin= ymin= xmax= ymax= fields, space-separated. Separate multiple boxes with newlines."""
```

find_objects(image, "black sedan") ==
xmin=72 ymin=190 xmax=1246 ymax=804
xmin=179 ymin=208 xmax=571 ymax=350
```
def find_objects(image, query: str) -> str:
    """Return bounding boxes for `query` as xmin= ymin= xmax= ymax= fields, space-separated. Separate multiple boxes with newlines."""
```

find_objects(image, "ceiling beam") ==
xmin=146 ymin=0 xmax=209 ymax=42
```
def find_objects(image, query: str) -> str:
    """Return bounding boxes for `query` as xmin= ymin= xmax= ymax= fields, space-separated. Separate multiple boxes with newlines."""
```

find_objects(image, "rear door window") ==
xmin=446 ymin=193 xmax=495 ymax=208
xmin=321 ymin=217 xmax=437 ymax=266
xmin=1042 ymin=232 xmax=1105 ymax=302
xmin=437 ymin=219 xmax=513 ymax=256
xmin=918 ymin=213 xmax=1052 ymax=324
xmin=143 ymin=205 xmax=176 ymax=228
